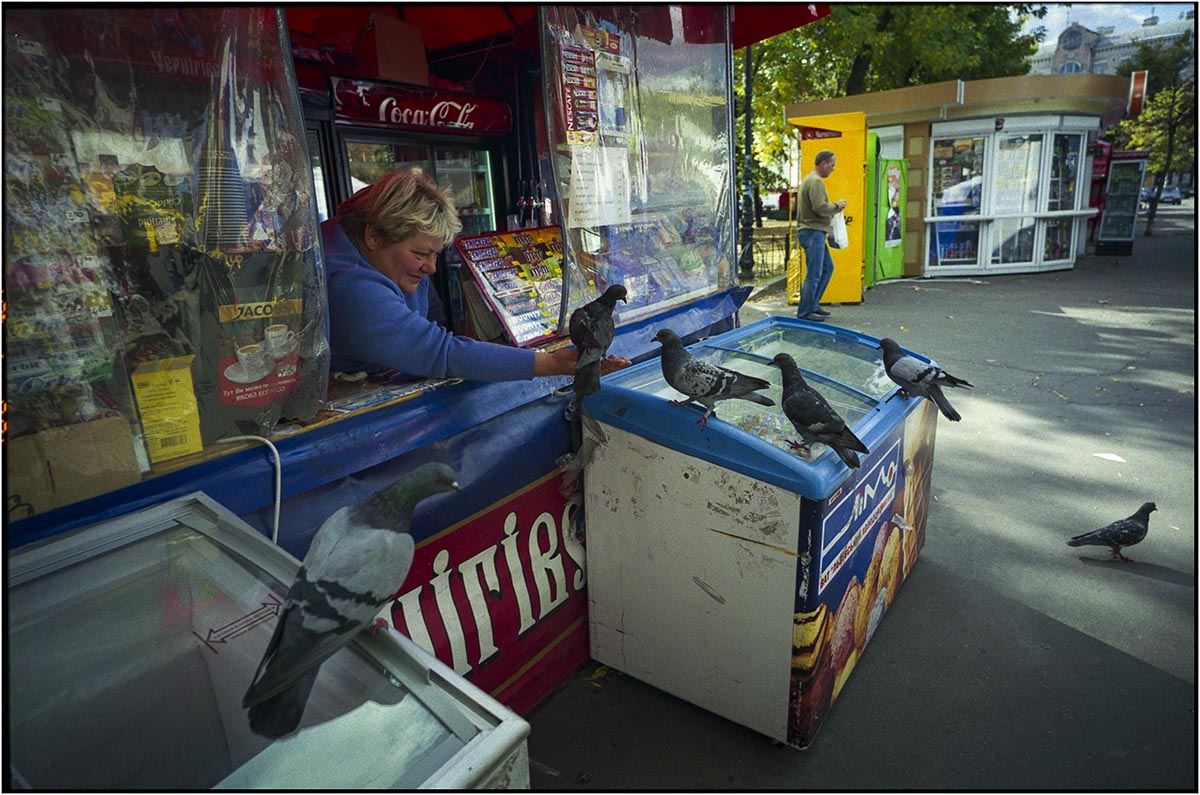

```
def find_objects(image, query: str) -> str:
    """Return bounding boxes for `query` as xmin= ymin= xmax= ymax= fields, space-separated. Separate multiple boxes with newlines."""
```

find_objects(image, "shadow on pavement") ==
xmin=1077 ymin=556 xmax=1196 ymax=587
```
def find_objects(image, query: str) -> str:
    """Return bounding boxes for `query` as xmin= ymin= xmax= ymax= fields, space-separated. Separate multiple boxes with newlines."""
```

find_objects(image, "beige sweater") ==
xmin=796 ymin=172 xmax=839 ymax=233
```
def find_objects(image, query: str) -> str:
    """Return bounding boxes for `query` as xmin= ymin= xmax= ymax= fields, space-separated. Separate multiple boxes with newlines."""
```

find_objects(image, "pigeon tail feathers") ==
xmin=247 ymin=668 xmax=318 ymax=738
xmin=832 ymin=445 xmax=861 ymax=469
xmin=741 ymin=391 xmax=775 ymax=407
xmin=927 ymin=384 xmax=962 ymax=422
xmin=572 ymin=361 xmax=602 ymax=396
xmin=939 ymin=371 xmax=974 ymax=389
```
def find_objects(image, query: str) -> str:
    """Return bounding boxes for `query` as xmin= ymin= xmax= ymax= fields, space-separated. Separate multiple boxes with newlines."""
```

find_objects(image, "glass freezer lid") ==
xmin=6 ymin=494 xmax=482 ymax=790
xmin=582 ymin=318 xmax=920 ymax=496
xmin=607 ymin=323 xmax=890 ymax=458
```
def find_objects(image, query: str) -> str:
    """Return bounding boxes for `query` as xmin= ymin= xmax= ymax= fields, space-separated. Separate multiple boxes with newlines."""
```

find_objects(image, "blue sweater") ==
xmin=323 ymin=218 xmax=536 ymax=380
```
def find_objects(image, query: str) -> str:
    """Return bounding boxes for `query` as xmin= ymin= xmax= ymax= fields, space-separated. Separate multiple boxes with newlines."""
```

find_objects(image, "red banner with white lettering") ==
xmin=331 ymin=76 xmax=512 ymax=135
xmin=799 ymin=126 xmax=842 ymax=141
xmin=390 ymin=471 xmax=588 ymax=713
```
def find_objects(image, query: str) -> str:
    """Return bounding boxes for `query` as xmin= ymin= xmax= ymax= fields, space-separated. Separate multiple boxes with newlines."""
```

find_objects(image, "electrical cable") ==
xmin=215 ymin=435 xmax=282 ymax=544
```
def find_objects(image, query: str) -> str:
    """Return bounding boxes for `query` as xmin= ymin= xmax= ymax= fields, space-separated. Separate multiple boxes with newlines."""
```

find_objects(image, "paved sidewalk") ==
xmin=525 ymin=203 xmax=1196 ymax=790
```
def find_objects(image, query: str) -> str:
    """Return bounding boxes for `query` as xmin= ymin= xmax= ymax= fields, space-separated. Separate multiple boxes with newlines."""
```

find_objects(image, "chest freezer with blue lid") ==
xmin=6 ymin=492 xmax=530 ymax=790
xmin=579 ymin=317 xmax=942 ymax=749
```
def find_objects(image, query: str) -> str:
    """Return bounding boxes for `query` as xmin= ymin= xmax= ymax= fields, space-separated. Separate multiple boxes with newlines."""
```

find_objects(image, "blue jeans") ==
xmin=796 ymin=228 xmax=834 ymax=318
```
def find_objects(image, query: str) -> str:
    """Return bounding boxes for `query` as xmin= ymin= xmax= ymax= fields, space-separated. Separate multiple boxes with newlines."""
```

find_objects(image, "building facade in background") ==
xmin=1029 ymin=12 xmax=1195 ymax=78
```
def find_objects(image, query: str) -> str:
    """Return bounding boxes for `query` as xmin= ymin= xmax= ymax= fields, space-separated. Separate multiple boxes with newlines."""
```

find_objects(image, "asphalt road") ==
xmin=525 ymin=202 xmax=1196 ymax=790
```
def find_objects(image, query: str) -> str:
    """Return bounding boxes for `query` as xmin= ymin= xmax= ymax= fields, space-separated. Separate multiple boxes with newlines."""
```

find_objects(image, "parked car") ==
xmin=1181 ymin=186 xmax=1195 ymax=199
xmin=1160 ymin=185 xmax=1182 ymax=205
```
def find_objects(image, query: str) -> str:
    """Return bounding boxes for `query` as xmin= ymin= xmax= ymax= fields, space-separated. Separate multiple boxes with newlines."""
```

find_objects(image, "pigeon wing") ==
xmin=1105 ymin=517 xmax=1148 ymax=546
xmin=889 ymin=355 xmax=937 ymax=390
xmin=244 ymin=511 xmax=415 ymax=708
xmin=570 ymin=304 xmax=614 ymax=353
xmin=713 ymin=365 xmax=772 ymax=399
xmin=676 ymin=357 xmax=727 ymax=398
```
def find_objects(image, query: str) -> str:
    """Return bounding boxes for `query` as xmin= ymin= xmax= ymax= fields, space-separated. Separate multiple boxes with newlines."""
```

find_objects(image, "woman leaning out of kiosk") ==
xmin=323 ymin=170 xmax=630 ymax=382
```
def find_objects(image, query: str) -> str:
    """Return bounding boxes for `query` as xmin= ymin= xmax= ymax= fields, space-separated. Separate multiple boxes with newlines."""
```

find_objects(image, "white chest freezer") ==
xmin=5 ymin=492 xmax=530 ymax=789
xmin=580 ymin=317 xmax=941 ymax=748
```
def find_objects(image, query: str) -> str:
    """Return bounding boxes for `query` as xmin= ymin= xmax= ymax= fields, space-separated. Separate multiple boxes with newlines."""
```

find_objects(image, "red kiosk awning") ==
xmin=285 ymin=4 xmax=830 ymax=52
xmin=730 ymin=3 xmax=831 ymax=49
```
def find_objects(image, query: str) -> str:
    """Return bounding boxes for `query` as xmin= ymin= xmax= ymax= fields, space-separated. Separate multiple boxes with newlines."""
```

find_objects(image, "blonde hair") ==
xmin=337 ymin=170 xmax=463 ymax=247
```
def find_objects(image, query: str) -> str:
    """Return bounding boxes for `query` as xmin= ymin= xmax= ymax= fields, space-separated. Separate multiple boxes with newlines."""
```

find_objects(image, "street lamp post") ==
xmin=738 ymin=44 xmax=755 ymax=282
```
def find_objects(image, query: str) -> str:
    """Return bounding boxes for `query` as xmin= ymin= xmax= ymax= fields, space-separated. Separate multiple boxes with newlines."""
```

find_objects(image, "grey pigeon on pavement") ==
xmin=243 ymin=462 xmax=461 ymax=737
xmin=878 ymin=337 xmax=973 ymax=421
xmin=771 ymin=353 xmax=869 ymax=469
xmin=655 ymin=327 xmax=773 ymax=427
xmin=1067 ymin=502 xmax=1157 ymax=561
xmin=569 ymin=284 xmax=627 ymax=397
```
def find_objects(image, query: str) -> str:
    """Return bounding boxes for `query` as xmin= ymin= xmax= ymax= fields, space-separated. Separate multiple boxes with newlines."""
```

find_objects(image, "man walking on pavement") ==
xmin=795 ymin=149 xmax=847 ymax=322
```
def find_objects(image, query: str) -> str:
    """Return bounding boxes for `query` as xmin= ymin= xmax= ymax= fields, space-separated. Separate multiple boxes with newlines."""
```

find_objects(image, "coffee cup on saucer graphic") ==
xmin=264 ymin=323 xmax=297 ymax=358
xmin=226 ymin=343 xmax=270 ymax=384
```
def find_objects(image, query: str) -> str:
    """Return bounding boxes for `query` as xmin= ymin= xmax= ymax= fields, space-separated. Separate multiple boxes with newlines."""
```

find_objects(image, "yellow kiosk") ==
xmin=785 ymin=112 xmax=866 ymax=306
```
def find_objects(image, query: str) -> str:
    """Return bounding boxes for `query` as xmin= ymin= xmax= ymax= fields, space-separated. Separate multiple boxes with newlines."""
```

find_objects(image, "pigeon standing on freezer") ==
xmin=1067 ymin=502 xmax=1157 ymax=561
xmin=878 ymin=337 xmax=973 ymax=422
xmin=569 ymin=284 xmax=627 ymax=397
xmin=654 ymin=327 xmax=774 ymax=427
xmin=243 ymin=462 xmax=461 ymax=738
xmin=771 ymin=353 xmax=869 ymax=469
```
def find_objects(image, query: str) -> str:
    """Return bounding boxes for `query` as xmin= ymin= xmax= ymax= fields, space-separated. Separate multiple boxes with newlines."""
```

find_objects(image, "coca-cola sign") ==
xmin=332 ymin=76 xmax=511 ymax=136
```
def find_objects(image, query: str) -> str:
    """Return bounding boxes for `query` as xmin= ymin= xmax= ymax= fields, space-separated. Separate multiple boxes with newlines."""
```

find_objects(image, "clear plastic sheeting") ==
xmin=4 ymin=8 xmax=329 ymax=518
xmin=539 ymin=5 xmax=736 ymax=329
xmin=6 ymin=493 xmax=530 ymax=789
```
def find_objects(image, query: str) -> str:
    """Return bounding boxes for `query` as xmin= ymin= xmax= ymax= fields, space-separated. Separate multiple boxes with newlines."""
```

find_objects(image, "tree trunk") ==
xmin=844 ymin=8 xmax=892 ymax=96
xmin=1144 ymin=87 xmax=1183 ymax=237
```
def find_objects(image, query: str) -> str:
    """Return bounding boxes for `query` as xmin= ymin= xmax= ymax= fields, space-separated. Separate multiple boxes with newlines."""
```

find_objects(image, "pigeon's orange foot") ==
xmin=369 ymin=617 xmax=391 ymax=636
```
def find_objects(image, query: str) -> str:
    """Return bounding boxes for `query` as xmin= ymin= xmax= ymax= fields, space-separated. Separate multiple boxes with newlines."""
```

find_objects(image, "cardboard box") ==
xmin=6 ymin=416 xmax=142 ymax=519
xmin=316 ymin=12 xmax=429 ymax=86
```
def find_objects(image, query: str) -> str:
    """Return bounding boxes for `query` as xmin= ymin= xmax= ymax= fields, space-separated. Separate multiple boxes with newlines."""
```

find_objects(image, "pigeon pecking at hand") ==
xmin=1067 ymin=502 xmax=1157 ymax=561
xmin=243 ymin=462 xmax=461 ymax=738
xmin=771 ymin=353 xmax=869 ymax=468
xmin=654 ymin=327 xmax=774 ymax=428
xmin=878 ymin=337 xmax=973 ymax=422
xmin=569 ymin=284 xmax=628 ymax=397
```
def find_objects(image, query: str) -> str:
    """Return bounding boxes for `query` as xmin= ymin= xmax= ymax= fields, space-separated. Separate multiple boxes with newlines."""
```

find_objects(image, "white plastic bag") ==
xmin=829 ymin=212 xmax=849 ymax=249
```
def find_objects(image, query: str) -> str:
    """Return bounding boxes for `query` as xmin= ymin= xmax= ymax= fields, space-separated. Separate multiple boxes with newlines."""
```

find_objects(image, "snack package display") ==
xmin=455 ymin=226 xmax=571 ymax=347
xmin=4 ymin=8 xmax=328 ymax=517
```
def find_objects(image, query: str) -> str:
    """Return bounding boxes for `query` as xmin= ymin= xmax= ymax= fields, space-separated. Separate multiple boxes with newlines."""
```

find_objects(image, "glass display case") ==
xmin=990 ymin=133 xmax=1043 ymax=265
xmin=3 ymin=8 xmax=329 ymax=520
xmin=539 ymin=5 xmax=736 ymax=329
xmin=926 ymin=119 xmax=1095 ymax=275
xmin=1044 ymin=132 xmax=1081 ymax=261
xmin=1097 ymin=156 xmax=1147 ymax=250
xmin=6 ymin=492 xmax=530 ymax=789
xmin=929 ymin=136 xmax=985 ymax=266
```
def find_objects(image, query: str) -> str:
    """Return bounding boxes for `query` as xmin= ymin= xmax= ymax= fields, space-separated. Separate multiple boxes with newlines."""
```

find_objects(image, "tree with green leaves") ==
xmin=735 ymin=4 xmax=1048 ymax=202
xmin=1107 ymin=36 xmax=1196 ymax=235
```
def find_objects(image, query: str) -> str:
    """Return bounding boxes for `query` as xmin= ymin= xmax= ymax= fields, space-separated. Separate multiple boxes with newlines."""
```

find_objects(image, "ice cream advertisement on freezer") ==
xmin=788 ymin=398 xmax=937 ymax=748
